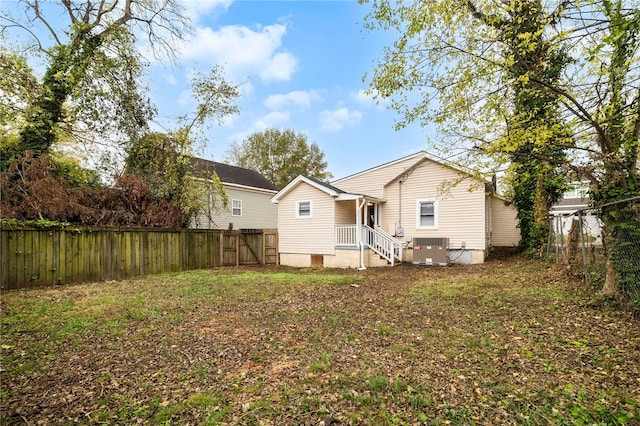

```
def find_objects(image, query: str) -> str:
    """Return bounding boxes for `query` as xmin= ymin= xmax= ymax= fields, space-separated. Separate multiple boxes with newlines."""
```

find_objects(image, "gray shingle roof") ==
xmin=303 ymin=176 xmax=345 ymax=194
xmin=190 ymin=158 xmax=279 ymax=191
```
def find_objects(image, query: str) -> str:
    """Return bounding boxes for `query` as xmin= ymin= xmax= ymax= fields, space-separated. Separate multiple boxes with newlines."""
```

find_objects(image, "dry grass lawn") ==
xmin=1 ymin=254 xmax=639 ymax=425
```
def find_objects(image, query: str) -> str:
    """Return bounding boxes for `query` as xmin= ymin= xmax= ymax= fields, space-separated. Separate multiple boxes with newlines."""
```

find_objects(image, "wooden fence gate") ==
xmin=222 ymin=229 xmax=278 ymax=266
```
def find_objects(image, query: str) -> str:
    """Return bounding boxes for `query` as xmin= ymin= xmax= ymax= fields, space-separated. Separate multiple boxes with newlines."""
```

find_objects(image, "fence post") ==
xmin=235 ymin=233 xmax=240 ymax=266
xmin=261 ymin=229 xmax=266 ymax=265
xmin=578 ymin=211 xmax=589 ymax=286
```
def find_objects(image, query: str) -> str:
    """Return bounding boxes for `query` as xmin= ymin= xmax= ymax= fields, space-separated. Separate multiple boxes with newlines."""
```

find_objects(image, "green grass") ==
xmin=1 ymin=261 xmax=638 ymax=425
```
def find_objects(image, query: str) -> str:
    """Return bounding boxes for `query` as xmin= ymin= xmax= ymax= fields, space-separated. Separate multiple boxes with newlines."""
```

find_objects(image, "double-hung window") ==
xmin=296 ymin=201 xmax=312 ymax=218
xmin=232 ymin=199 xmax=242 ymax=216
xmin=416 ymin=199 xmax=438 ymax=229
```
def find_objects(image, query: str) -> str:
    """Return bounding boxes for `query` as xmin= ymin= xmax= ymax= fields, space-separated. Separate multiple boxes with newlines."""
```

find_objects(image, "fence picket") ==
xmin=1 ymin=227 xmax=278 ymax=289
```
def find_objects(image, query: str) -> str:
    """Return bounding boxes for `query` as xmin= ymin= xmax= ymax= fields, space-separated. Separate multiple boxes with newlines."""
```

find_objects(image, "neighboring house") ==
xmin=550 ymin=181 xmax=601 ymax=243
xmin=271 ymin=151 xmax=520 ymax=268
xmin=190 ymin=158 xmax=279 ymax=230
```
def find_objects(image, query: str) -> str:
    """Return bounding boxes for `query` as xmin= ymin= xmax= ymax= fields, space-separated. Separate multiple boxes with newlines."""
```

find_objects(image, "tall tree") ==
xmin=0 ymin=0 xmax=189 ymax=167
xmin=466 ymin=0 xmax=572 ymax=253
xmin=226 ymin=128 xmax=332 ymax=189
xmin=0 ymin=48 xmax=41 ymax=169
xmin=125 ymin=67 xmax=241 ymax=221
xmin=361 ymin=0 xmax=639 ymax=295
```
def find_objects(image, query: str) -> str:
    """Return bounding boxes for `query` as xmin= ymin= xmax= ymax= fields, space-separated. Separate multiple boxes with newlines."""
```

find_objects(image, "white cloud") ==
xmin=179 ymin=24 xmax=297 ymax=82
xmin=263 ymin=90 xmax=323 ymax=110
xmin=319 ymin=107 xmax=363 ymax=132
xmin=182 ymin=0 xmax=233 ymax=22
xmin=353 ymin=89 xmax=390 ymax=110
xmin=177 ymin=89 xmax=194 ymax=107
xmin=227 ymin=111 xmax=291 ymax=144
xmin=163 ymin=73 xmax=178 ymax=85
xmin=254 ymin=111 xmax=291 ymax=129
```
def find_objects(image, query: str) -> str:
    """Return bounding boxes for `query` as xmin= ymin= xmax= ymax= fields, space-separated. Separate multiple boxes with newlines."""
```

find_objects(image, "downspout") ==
xmin=357 ymin=197 xmax=367 ymax=270
xmin=398 ymin=179 xmax=403 ymax=231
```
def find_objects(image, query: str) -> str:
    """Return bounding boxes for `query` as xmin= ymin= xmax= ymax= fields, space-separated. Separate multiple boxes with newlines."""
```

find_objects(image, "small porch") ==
xmin=334 ymin=221 xmax=403 ymax=267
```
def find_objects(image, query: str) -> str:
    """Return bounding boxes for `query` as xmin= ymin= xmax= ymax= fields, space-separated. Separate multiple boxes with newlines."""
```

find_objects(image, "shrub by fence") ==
xmin=1 ymin=226 xmax=278 ymax=290
xmin=547 ymin=197 xmax=640 ymax=305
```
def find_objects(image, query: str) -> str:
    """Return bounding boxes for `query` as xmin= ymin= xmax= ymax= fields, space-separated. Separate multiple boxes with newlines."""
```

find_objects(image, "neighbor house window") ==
xmin=232 ymin=199 xmax=242 ymax=216
xmin=296 ymin=201 xmax=312 ymax=218
xmin=416 ymin=199 xmax=438 ymax=229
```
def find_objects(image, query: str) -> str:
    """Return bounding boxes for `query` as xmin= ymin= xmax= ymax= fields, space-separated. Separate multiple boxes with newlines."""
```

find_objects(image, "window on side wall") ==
xmin=296 ymin=201 xmax=312 ymax=218
xmin=232 ymin=199 xmax=242 ymax=216
xmin=416 ymin=199 xmax=438 ymax=229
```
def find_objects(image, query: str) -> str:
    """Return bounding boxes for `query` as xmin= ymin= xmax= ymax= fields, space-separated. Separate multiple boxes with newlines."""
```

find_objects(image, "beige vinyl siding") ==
xmin=335 ymin=200 xmax=357 ymax=225
xmin=277 ymin=182 xmax=335 ymax=255
xmin=382 ymin=161 xmax=487 ymax=249
xmin=490 ymin=197 xmax=520 ymax=247
xmin=191 ymin=185 xmax=277 ymax=229
xmin=333 ymin=155 xmax=421 ymax=198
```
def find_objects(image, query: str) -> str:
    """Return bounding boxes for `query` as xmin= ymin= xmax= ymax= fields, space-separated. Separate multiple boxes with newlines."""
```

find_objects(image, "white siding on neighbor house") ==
xmin=192 ymin=185 xmax=277 ymax=229
xmin=381 ymin=161 xmax=487 ymax=250
xmin=490 ymin=197 xmax=520 ymax=247
xmin=333 ymin=154 xmax=421 ymax=199
xmin=277 ymin=182 xmax=335 ymax=255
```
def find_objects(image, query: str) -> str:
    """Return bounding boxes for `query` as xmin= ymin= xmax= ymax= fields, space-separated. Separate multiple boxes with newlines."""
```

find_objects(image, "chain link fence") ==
xmin=547 ymin=197 xmax=640 ymax=306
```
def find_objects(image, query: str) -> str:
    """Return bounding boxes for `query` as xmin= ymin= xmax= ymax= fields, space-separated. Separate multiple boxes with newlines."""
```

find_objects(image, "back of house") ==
xmin=190 ymin=159 xmax=279 ymax=230
xmin=273 ymin=151 xmax=520 ymax=268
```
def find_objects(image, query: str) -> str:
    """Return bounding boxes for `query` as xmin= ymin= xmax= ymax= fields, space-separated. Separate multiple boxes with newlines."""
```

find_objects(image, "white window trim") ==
xmin=416 ymin=198 xmax=438 ymax=229
xmin=296 ymin=200 xmax=312 ymax=219
xmin=232 ymin=199 xmax=242 ymax=217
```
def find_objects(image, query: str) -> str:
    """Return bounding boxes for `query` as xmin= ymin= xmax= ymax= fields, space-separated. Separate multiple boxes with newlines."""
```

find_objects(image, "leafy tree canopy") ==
xmin=361 ymin=0 xmax=639 ymax=294
xmin=226 ymin=128 xmax=333 ymax=189
xmin=0 ymin=0 xmax=189 ymax=169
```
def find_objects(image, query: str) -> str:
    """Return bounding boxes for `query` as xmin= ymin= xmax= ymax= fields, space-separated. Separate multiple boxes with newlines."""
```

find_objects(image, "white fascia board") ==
xmin=222 ymin=182 xmax=278 ymax=195
xmin=192 ymin=177 xmax=277 ymax=196
xmin=332 ymin=151 xmax=425 ymax=184
xmin=271 ymin=175 xmax=339 ymax=203
xmin=336 ymin=193 xmax=385 ymax=203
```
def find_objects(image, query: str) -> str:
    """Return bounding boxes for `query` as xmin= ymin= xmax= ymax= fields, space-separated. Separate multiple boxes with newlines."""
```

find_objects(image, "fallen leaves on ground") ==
xmin=1 ymin=255 xmax=638 ymax=425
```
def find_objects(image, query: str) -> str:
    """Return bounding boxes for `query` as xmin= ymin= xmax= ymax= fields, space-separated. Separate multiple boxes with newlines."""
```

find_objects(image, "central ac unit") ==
xmin=412 ymin=237 xmax=449 ymax=265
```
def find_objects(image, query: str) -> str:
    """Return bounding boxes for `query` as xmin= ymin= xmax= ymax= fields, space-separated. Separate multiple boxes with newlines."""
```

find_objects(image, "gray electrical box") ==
xmin=412 ymin=237 xmax=449 ymax=265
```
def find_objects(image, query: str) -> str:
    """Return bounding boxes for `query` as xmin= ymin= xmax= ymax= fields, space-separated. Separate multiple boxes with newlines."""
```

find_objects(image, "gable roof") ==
xmin=332 ymin=151 xmax=427 ymax=185
xmin=305 ymin=176 xmax=346 ymax=194
xmin=271 ymin=175 xmax=384 ymax=203
xmin=191 ymin=158 xmax=279 ymax=192
xmin=333 ymin=150 xmax=479 ymax=185
xmin=333 ymin=150 xmax=495 ymax=195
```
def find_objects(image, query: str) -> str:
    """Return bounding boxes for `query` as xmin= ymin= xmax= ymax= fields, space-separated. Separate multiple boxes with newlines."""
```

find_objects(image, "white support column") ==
xmin=356 ymin=197 xmax=367 ymax=270
xmin=355 ymin=198 xmax=363 ymax=248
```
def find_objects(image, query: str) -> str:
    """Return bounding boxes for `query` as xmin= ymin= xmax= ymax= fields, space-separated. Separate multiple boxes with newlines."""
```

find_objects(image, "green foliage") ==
xmin=607 ymin=201 xmax=640 ymax=302
xmin=19 ymin=31 xmax=104 ymax=157
xmin=0 ymin=218 xmax=69 ymax=230
xmin=0 ymin=49 xmax=41 ymax=169
xmin=123 ymin=66 xmax=239 ymax=223
xmin=51 ymin=154 xmax=101 ymax=188
xmin=1 ymin=0 xmax=189 ymax=171
xmin=177 ymin=66 xmax=240 ymax=146
xmin=361 ymin=0 xmax=639 ymax=288
xmin=226 ymin=128 xmax=333 ymax=188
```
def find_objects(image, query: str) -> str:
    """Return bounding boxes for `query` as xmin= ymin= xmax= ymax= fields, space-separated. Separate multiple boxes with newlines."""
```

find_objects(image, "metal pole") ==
xmin=578 ymin=211 xmax=589 ymax=287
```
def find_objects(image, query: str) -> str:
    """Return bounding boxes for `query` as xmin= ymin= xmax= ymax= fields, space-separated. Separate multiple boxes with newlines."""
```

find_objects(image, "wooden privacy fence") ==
xmin=1 ymin=227 xmax=278 ymax=290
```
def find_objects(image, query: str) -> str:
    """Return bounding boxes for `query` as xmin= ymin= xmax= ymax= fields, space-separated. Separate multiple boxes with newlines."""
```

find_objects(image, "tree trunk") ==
xmin=565 ymin=219 xmax=580 ymax=272
xmin=599 ymin=221 xmax=619 ymax=297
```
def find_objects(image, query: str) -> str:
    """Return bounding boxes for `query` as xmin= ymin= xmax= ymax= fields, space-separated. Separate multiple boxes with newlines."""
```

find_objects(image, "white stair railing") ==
xmin=362 ymin=225 xmax=403 ymax=266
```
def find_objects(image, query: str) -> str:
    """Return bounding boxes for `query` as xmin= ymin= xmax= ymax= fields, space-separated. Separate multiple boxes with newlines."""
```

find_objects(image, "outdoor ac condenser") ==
xmin=412 ymin=237 xmax=449 ymax=265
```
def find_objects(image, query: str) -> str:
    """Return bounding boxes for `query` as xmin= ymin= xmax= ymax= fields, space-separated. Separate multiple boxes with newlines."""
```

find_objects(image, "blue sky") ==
xmin=148 ymin=0 xmax=433 ymax=179
xmin=1 ymin=0 xmax=434 ymax=179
